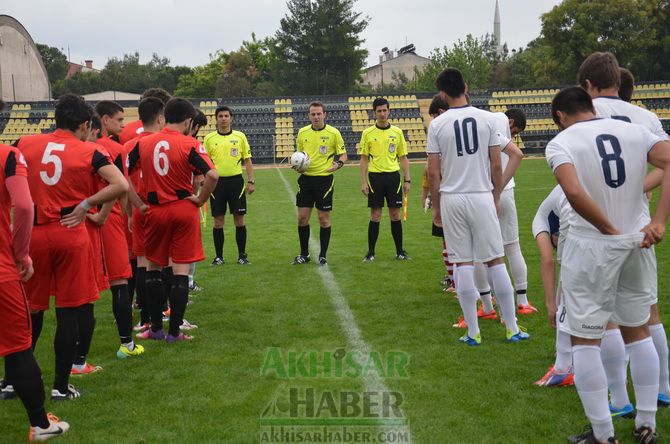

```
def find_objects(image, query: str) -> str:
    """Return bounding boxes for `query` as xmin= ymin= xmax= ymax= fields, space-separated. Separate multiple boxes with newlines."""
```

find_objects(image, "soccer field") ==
xmin=2 ymin=159 xmax=669 ymax=443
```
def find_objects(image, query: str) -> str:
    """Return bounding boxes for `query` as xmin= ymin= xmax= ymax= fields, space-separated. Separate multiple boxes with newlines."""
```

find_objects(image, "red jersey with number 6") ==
xmin=127 ymin=127 xmax=213 ymax=205
xmin=16 ymin=130 xmax=111 ymax=224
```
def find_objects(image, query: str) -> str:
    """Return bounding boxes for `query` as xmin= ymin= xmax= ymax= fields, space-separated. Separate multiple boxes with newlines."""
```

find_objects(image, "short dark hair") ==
xmin=428 ymin=95 xmax=448 ymax=115
xmin=164 ymin=98 xmax=196 ymax=124
xmin=578 ymin=52 xmax=620 ymax=90
xmin=619 ymin=68 xmax=635 ymax=102
xmin=372 ymin=97 xmax=389 ymax=111
xmin=193 ymin=110 xmax=207 ymax=128
xmin=551 ymin=87 xmax=595 ymax=127
xmin=141 ymin=88 xmax=171 ymax=104
xmin=55 ymin=94 xmax=93 ymax=131
xmin=138 ymin=97 xmax=165 ymax=125
xmin=94 ymin=100 xmax=123 ymax=118
xmin=215 ymin=105 xmax=233 ymax=117
xmin=89 ymin=113 xmax=102 ymax=137
xmin=308 ymin=101 xmax=326 ymax=113
xmin=435 ymin=68 xmax=466 ymax=98
xmin=505 ymin=108 xmax=527 ymax=132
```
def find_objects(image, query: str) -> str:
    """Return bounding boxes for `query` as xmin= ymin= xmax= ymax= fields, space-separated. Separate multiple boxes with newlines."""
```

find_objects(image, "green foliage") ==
xmin=35 ymin=43 xmax=69 ymax=85
xmin=174 ymin=51 xmax=228 ymax=97
xmin=272 ymin=0 xmax=369 ymax=94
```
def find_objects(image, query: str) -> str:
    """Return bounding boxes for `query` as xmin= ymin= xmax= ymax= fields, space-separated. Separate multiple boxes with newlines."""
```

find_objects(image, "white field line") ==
xmin=276 ymin=168 xmax=412 ymax=441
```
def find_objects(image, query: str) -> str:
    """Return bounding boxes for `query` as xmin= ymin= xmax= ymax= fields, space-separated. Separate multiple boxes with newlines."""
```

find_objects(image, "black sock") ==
xmin=235 ymin=225 xmax=247 ymax=256
xmin=128 ymin=258 xmax=138 ymax=306
xmin=111 ymin=284 xmax=133 ymax=344
xmin=74 ymin=304 xmax=95 ymax=366
xmin=168 ymin=275 xmax=189 ymax=337
xmin=54 ymin=307 xmax=79 ymax=393
xmin=517 ymin=289 xmax=527 ymax=295
xmin=319 ymin=226 xmax=331 ymax=258
xmin=145 ymin=270 xmax=164 ymax=332
xmin=136 ymin=266 xmax=150 ymax=324
xmin=30 ymin=311 xmax=44 ymax=351
xmin=368 ymin=221 xmax=380 ymax=254
xmin=391 ymin=219 xmax=403 ymax=254
xmin=213 ymin=228 xmax=224 ymax=258
xmin=298 ymin=225 xmax=310 ymax=256
xmin=161 ymin=267 xmax=173 ymax=312
xmin=5 ymin=349 xmax=48 ymax=428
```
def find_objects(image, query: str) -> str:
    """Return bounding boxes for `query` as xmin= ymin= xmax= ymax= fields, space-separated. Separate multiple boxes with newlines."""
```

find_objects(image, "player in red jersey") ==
xmin=118 ymin=88 xmax=171 ymax=145
xmin=16 ymin=94 xmax=127 ymax=400
xmin=128 ymin=98 xmax=217 ymax=342
xmin=92 ymin=100 xmax=145 ymax=359
xmin=0 ymin=99 xmax=71 ymax=440
xmin=125 ymin=97 xmax=166 ymax=333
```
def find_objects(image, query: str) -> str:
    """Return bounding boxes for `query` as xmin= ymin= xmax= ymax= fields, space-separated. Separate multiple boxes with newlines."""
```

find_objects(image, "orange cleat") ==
xmin=452 ymin=316 xmax=467 ymax=329
xmin=70 ymin=362 xmax=102 ymax=376
xmin=517 ymin=303 xmax=539 ymax=315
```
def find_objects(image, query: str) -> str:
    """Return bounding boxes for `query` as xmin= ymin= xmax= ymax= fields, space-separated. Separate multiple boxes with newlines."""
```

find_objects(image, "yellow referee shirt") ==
xmin=359 ymin=124 xmax=407 ymax=173
xmin=203 ymin=130 xmax=251 ymax=177
xmin=296 ymin=124 xmax=346 ymax=176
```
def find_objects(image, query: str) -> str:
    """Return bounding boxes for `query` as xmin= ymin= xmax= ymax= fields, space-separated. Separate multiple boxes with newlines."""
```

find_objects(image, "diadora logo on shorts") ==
xmin=581 ymin=324 xmax=604 ymax=330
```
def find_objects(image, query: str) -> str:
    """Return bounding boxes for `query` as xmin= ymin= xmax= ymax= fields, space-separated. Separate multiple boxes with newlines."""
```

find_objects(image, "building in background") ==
xmin=361 ymin=45 xmax=431 ymax=89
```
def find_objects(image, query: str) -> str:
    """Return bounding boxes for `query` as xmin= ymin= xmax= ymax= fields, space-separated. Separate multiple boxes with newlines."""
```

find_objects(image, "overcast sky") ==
xmin=2 ymin=0 xmax=562 ymax=69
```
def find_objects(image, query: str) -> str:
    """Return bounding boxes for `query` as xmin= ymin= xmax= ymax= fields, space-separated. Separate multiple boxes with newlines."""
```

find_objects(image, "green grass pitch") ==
xmin=2 ymin=159 xmax=668 ymax=443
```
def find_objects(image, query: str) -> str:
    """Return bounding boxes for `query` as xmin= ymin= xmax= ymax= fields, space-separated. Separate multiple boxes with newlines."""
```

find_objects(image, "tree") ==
xmin=175 ymin=51 xmax=228 ymax=97
xmin=272 ymin=0 xmax=369 ymax=95
xmin=36 ymin=44 xmax=69 ymax=85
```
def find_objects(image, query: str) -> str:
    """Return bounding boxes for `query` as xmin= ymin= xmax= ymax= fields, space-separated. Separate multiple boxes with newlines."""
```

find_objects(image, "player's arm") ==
xmin=427 ymin=153 xmax=442 ymax=227
xmin=6 ymin=162 xmax=34 ymax=281
xmin=644 ymin=168 xmax=663 ymax=193
xmin=359 ymin=131 xmax=369 ymax=195
xmin=643 ymin=140 xmax=670 ymax=247
xmin=326 ymin=131 xmax=347 ymax=173
xmin=400 ymin=155 xmax=410 ymax=194
xmin=501 ymin=140 xmax=523 ymax=189
xmin=87 ymin=201 xmax=114 ymax=226
xmin=536 ymin=232 xmax=557 ymax=327
xmin=553 ymin=164 xmax=618 ymax=235
xmin=489 ymin=145 xmax=503 ymax=213
xmin=245 ymin=157 xmax=254 ymax=194
xmin=186 ymin=148 xmax=219 ymax=207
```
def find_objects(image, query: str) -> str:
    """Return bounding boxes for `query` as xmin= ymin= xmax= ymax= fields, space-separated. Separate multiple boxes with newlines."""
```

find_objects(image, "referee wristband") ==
xmin=336 ymin=160 xmax=344 ymax=169
xmin=80 ymin=199 xmax=92 ymax=211
xmin=404 ymin=179 xmax=411 ymax=183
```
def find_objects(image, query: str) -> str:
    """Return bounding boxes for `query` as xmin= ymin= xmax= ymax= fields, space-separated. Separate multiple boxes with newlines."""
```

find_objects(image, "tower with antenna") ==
xmin=494 ymin=0 xmax=502 ymax=57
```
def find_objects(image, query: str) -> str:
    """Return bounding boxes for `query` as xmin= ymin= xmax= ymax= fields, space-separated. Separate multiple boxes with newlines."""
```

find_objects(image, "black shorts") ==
xmin=367 ymin=171 xmax=402 ymax=208
xmin=210 ymin=175 xmax=247 ymax=217
xmin=296 ymin=174 xmax=334 ymax=211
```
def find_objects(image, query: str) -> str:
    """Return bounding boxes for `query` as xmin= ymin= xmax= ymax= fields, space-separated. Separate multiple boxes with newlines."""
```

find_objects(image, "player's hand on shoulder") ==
xmin=61 ymin=204 xmax=88 ymax=228
xmin=17 ymin=256 xmax=33 ymax=282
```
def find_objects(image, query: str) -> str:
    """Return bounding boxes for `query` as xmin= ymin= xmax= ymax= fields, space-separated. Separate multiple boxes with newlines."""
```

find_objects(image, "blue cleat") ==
xmin=658 ymin=392 xmax=670 ymax=407
xmin=506 ymin=327 xmax=530 ymax=342
xmin=609 ymin=402 xmax=635 ymax=419
xmin=458 ymin=333 xmax=481 ymax=346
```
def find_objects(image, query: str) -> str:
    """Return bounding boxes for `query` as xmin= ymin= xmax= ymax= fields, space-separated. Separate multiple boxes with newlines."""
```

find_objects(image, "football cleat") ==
xmin=188 ymin=282 xmax=204 ymax=293
xmin=70 ymin=363 xmax=102 ymax=376
xmin=210 ymin=257 xmax=224 ymax=266
xmin=166 ymin=332 xmax=193 ymax=343
xmin=633 ymin=426 xmax=657 ymax=444
xmin=443 ymin=285 xmax=456 ymax=294
xmin=477 ymin=306 xmax=498 ymax=320
xmin=362 ymin=252 xmax=375 ymax=262
xmin=136 ymin=328 xmax=166 ymax=340
xmin=133 ymin=321 xmax=150 ymax=332
xmin=292 ymin=254 xmax=311 ymax=265
xmin=658 ymin=392 xmax=670 ymax=407
xmin=29 ymin=413 xmax=70 ymax=442
xmin=533 ymin=365 xmax=574 ymax=387
xmin=237 ymin=254 xmax=250 ymax=265
xmin=180 ymin=319 xmax=198 ymax=331
xmin=452 ymin=316 xmax=467 ymax=329
xmin=441 ymin=274 xmax=452 ymax=287
xmin=395 ymin=250 xmax=410 ymax=260
xmin=506 ymin=326 xmax=530 ymax=342
xmin=116 ymin=343 xmax=145 ymax=359
xmin=568 ymin=426 xmax=618 ymax=444
xmin=318 ymin=256 xmax=327 ymax=265
xmin=609 ymin=403 xmax=635 ymax=419
xmin=50 ymin=384 xmax=80 ymax=401
xmin=458 ymin=333 xmax=481 ymax=346
xmin=0 ymin=378 xmax=16 ymax=400
xmin=162 ymin=307 xmax=171 ymax=322
xmin=517 ymin=303 xmax=539 ymax=315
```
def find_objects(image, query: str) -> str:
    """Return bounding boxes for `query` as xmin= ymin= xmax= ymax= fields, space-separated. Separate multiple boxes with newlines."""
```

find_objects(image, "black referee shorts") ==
xmin=296 ymin=174 xmax=334 ymax=211
xmin=367 ymin=171 xmax=402 ymax=208
xmin=210 ymin=175 xmax=247 ymax=217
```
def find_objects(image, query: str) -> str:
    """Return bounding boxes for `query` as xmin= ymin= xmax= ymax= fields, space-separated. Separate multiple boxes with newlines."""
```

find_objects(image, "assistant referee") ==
xmin=204 ymin=105 xmax=254 ymax=265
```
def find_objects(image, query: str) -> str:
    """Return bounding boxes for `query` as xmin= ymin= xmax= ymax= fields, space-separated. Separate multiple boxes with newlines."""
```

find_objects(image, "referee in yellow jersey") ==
xmin=359 ymin=97 xmax=410 ymax=261
xmin=204 ymin=105 xmax=254 ymax=265
xmin=292 ymin=101 xmax=348 ymax=265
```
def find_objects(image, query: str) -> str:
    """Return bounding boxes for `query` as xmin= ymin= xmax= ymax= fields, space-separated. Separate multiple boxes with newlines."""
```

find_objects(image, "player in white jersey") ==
xmin=532 ymin=185 xmax=575 ymax=387
xmin=427 ymin=68 xmax=529 ymax=346
xmin=579 ymin=52 xmax=670 ymax=413
xmin=546 ymin=86 xmax=670 ymax=444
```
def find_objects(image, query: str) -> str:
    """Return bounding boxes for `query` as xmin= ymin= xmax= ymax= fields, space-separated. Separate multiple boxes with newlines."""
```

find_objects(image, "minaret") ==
xmin=494 ymin=0 xmax=502 ymax=57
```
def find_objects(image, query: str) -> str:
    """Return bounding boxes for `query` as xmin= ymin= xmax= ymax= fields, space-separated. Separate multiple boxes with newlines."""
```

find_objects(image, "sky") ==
xmin=1 ymin=0 xmax=563 ymax=69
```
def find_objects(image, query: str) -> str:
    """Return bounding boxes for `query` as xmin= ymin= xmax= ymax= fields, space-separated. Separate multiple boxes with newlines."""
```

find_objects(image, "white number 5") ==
xmin=153 ymin=141 xmax=170 ymax=176
xmin=40 ymin=142 xmax=65 ymax=185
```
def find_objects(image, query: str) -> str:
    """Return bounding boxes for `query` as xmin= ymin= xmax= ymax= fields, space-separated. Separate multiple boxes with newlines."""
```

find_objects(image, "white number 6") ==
xmin=153 ymin=141 xmax=170 ymax=176
xmin=40 ymin=142 xmax=65 ymax=185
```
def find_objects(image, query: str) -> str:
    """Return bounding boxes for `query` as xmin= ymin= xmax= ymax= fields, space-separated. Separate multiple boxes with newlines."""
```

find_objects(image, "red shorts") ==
xmin=0 ymin=280 xmax=32 ymax=357
xmin=124 ymin=213 xmax=135 ymax=259
xmin=86 ymin=220 xmax=109 ymax=292
xmin=24 ymin=223 xmax=100 ymax=311
xmin=101 ymin=212 xmax=132 ymax=281
xmin=145 ymin=200 xmax=204 ymax=267
xmin=132 ymin=208 xmax=146 ymax=257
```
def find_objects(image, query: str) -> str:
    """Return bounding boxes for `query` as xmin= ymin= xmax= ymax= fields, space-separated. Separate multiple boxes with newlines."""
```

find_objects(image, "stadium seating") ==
xmin=1 ymin=83 xmax=669 ymax=160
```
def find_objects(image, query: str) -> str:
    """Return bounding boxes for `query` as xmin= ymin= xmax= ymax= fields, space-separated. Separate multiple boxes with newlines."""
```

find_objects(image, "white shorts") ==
xmin=440 ymin=192 xmax=504 ymax=263
xmin=499 ymin=188 xmax=519 ymax=245
xmin=558 ymin=229 xmax=656 ymax=339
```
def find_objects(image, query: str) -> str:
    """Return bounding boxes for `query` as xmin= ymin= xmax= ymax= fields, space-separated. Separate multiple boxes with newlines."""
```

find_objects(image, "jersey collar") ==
xmin=449 ymin=104 xmax=471 ymax=110
xmin=598 ymin=96 xmax=623 ymax=100
xmin=311 ymin=124 xmax=326 ymax=131
xmin=217 ymin=129 xmax=233 ymax=136
xmin=375 ymin=123 xmax=391 ymax=130
xmin=53 ymin=129 xmax=78 ymax=140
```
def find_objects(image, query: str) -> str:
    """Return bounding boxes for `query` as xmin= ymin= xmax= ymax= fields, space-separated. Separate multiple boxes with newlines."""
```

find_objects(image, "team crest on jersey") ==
xmin=231 ymin=147 xmax=239 ymax=157
xmin=389 ymin=143 xmax=396 ymax=153
xmin=319 ymin=145 xmax=327 ymax=154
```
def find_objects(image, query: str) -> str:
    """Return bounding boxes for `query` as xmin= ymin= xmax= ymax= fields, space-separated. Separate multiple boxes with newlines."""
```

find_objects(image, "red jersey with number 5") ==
xmin=0 ymin=144 xmax=28 ymax=282
xmin=127 ymin=127 xmax=213 ymax=205
xmin=17 ymin=129 xmax=111 ymax=224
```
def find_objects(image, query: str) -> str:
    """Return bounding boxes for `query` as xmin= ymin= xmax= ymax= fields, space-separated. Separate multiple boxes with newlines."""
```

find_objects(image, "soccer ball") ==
xmin=290 ymin=151 xmax=310 ymax=172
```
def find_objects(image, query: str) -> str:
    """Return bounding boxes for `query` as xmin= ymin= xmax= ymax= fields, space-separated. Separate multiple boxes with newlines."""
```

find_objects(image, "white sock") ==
xmin=554 ymin=315 xmax=573 ymax=373
xmin=488 ymin=263 xmax=518 ymax=334
xmin=480 ymin=291 xmax=494 ymax=313
xmin=504 ymin=242 xmax=528 ymax=303
xmin=600 ymin=329 xmax=630 ymax=409
xmin=627 ymin=337 xmax=659 ymax=430
xmin=474 ymin=262 xmax=490 ymax=293
xmin=573 ymin=345 xmax=614 ymax=442
xmin=649 ymin=323 xmax=670 ymax=396
xmin=455 ymin=265 xmax=480 ymax=339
